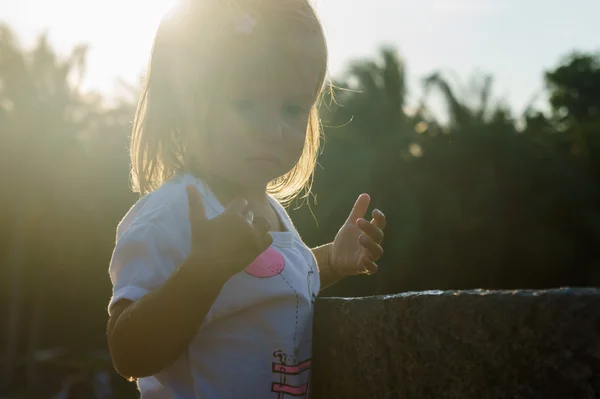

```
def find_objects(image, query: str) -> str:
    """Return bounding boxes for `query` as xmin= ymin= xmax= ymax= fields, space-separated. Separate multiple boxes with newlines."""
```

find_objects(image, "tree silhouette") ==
xmin=0 ymin=25 xmax=135 ymax=393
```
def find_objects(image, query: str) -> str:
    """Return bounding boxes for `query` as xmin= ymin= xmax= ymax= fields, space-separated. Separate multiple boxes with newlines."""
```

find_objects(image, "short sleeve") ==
xmin=107 ymin=219 xmax=186 ymax=314
xmin=107 ymin=174 xmax=221 ymax=318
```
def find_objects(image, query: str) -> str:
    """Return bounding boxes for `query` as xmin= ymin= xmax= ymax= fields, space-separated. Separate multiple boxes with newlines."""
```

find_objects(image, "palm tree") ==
xmin=421 ymin=71 xmax=516 ymax=131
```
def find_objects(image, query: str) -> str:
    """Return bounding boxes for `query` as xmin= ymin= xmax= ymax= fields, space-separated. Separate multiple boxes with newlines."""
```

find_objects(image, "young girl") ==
xmin=106 ymin=0 xmax=386 ymax=397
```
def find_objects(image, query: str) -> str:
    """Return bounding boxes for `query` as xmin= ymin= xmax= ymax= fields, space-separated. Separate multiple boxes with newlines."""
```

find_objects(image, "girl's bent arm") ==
xmin=107 ymin=254 xmax=229 ymax=379
xmin=107 ymin=185 xmax=272 ymax=379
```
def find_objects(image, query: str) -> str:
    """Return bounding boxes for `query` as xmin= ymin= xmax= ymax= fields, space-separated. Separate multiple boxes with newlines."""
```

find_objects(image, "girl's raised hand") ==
xmin=186 ymin=185 xmax=273 ymax=278
xmin=329 ymin=194 xmax=386 ymax=275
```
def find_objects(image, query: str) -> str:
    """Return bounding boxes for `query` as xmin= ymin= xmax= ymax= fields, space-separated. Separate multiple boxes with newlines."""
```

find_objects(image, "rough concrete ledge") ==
xmin=311 ymin=288 xmax=600 ymax=399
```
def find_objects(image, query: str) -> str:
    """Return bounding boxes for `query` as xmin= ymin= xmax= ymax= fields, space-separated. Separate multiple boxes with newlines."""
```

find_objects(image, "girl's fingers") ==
xmin=359 ymin=234 xmax=384 ymax=261
xmin=357 ymin=219 xmax=384 ymax=243
xmin=371 ymin=209 xmax=386 ymax=230
xmin=252 ymin=216 xmax=270 ymax=236
xmin=186 ymin=185 xmax=207 ymax=223
xmin=225 ymin=197 xmax=249 ymax=216
xmin=187 ymin=185 xmax=209 ymax=241
xmin=259 ymin=233 xmax=274 ymax=252
xmin=346 ymin=194 xmax=371 ymax=224
xmin=359 ymin=258 xmax=378 ymax=275
xmin=253 ymin=218 xmax=273 ymax=252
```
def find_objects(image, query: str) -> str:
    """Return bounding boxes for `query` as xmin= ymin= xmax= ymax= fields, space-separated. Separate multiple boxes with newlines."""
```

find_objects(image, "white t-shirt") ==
xmin=108 ymin=174 xmax=320 ymax=398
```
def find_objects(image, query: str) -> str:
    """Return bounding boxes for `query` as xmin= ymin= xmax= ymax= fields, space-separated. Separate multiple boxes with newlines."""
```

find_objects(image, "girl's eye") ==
xmin=282 ymin=104 xmax=306 ymax=117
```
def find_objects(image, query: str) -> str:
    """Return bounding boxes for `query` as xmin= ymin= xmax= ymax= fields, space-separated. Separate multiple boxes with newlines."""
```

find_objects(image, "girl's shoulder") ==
xmin=115 ymin=174 xmax=214 ymax=241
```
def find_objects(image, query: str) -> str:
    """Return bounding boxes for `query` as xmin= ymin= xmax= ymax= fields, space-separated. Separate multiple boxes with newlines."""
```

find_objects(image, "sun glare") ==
xmin=148 ymin=0 xmax=181 ymax=22
xmin=69 ymin=0 xmax=183 ymax=94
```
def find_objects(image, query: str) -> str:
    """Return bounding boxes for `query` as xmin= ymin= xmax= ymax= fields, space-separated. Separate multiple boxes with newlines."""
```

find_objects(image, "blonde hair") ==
xmin=130 ymin=0 xmax=328 ymax=205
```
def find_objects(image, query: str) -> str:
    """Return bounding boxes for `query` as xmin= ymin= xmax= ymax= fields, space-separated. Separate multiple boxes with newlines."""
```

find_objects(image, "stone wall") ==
xmin=311 ymin=289 xmax=600 ymax=399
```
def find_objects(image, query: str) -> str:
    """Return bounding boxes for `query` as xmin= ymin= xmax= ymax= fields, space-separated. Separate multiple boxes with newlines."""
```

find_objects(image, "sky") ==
xmin=2 ymin=0 xmax=599 ymax=114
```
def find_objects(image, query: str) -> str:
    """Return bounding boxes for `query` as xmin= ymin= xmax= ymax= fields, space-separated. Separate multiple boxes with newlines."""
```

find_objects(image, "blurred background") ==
xmin=2 ymin=0 xmax=600 ymax=397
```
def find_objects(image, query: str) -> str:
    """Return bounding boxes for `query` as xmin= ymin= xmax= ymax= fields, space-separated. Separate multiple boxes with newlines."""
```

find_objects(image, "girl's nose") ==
xmin=254 ymin=112 xmax=283 ymax=143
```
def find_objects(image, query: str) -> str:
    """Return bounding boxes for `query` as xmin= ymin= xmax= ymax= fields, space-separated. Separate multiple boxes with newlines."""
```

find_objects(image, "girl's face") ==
xmin=205 ymin=34 xmax=324 ymax=190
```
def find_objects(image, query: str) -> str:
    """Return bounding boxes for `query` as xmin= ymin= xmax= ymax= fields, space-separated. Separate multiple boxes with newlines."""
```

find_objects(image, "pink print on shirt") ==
xmin=245 ymin=247 xmax=285 ymax=278
xmin=271 ymin=351 xmax=311 ymax=398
